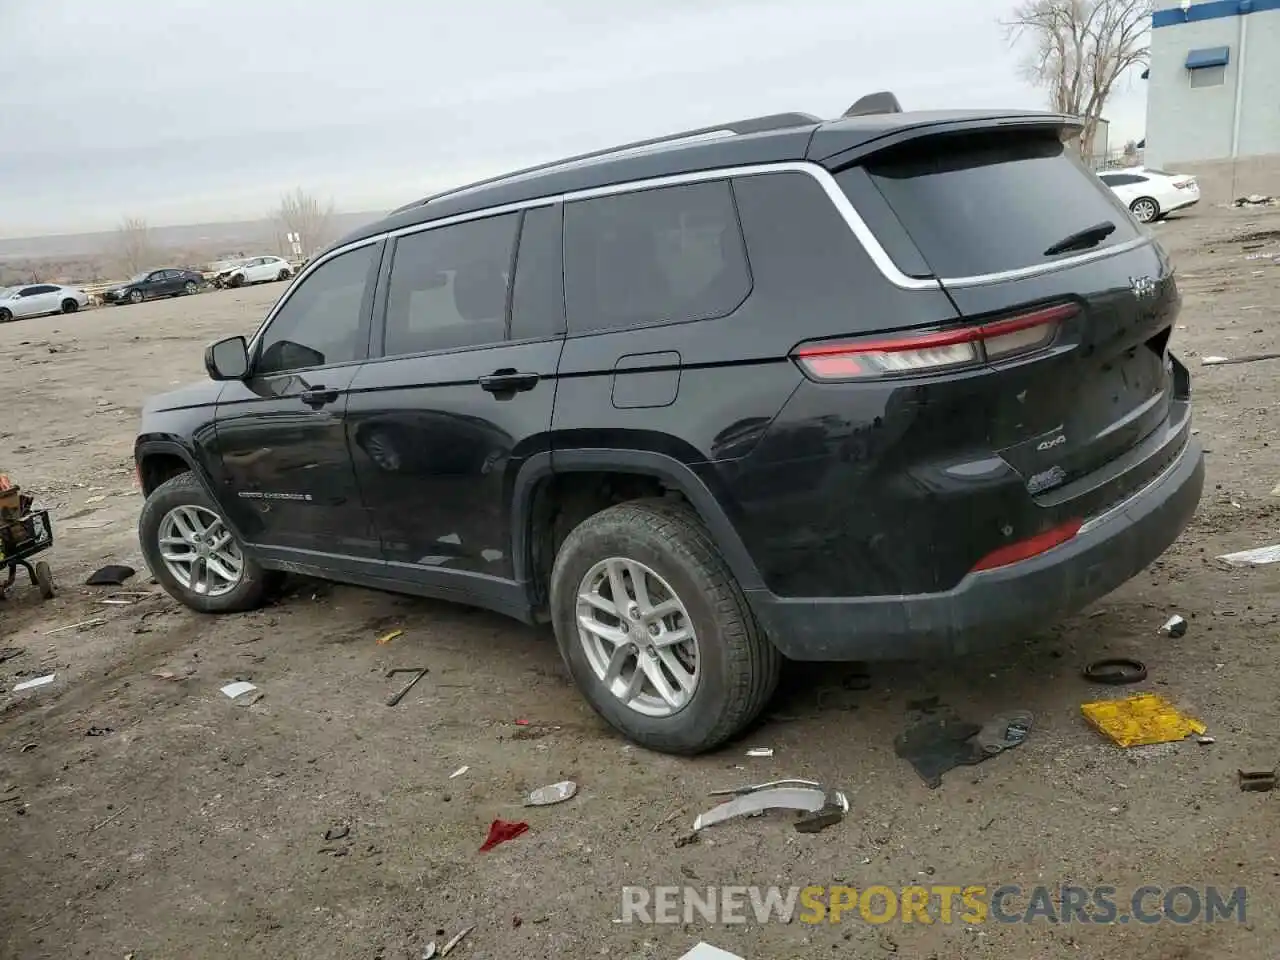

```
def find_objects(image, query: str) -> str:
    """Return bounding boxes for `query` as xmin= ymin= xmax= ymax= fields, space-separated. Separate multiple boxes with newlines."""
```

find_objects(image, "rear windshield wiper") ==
xmin=1043 ymin=220 xmax=1117 ymax=257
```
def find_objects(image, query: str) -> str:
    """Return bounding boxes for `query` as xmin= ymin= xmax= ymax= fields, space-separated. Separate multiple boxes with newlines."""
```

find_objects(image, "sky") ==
xmin=0 ymin=0 xmax=1149 ymax=239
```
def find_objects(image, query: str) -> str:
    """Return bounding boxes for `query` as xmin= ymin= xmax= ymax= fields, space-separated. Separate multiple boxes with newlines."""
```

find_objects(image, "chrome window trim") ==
xmin=250 ymin=160 xmax=1155 ymax=352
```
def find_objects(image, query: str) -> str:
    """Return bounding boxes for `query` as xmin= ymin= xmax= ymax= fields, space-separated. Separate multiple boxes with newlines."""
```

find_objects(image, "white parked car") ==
xmin=0 ymin=283 xmax=90 ymax=322
xmin=214 ymin=255 xmax=293 ymax=288
xmin=1097 ymin=167 xmax=1200 ymax=224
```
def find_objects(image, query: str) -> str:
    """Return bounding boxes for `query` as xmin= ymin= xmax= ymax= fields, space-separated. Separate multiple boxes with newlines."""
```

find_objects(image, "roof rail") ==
xmin=842 ymin=91 xmax=903 ymax=118
xmin=403 ymin=111 xmax=823 ymax=211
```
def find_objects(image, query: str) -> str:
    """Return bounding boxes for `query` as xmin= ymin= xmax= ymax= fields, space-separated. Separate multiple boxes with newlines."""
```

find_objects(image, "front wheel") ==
xmin=128 ymin=289 xmax=144 ymax=304
xmin=138 ymin=472 xmax=274 ymax=613
xmin=61 ymin=299 xmax=78 ymax=314
xmin=1130 ymin=197 xmax=1160 ymax=223
xmin=184 ymin=281 xmax=198 ymax=295
xmin=549 ymin=499 xmax=780 ymax=755
xmin=229 ymin=273 xmax=245 ymax=288
xmin=277 ymin=269 xmax=291 ymax=281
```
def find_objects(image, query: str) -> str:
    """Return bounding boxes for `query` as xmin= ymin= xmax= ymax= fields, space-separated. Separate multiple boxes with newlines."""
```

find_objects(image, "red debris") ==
xmin=515 ymin=719 xmax=530 ymax=726
xmin=479 ymin=818 xmax=529 ymax=852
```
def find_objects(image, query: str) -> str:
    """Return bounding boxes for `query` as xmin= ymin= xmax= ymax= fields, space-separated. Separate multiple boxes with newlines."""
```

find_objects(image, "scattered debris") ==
xmin=1197 ymin=735 xmax=1216 ymax=745
xmin=12 ymin=674 xmax=56 ymax=692
xmin=45 ymin=617 xmax=106 ymax=636
xmin=514 ymin=718 xmax=530 ymax=726
xmin=0 ymin=647 xmax=23 ymax=664
xmin=479 ymin=818 xmax=529 ymax=852
xmin=794 ymin=804 xmax=847 ymax=834
xmin=20 ymin=742 xmax=37 ymax=753
xmin=1082 ymin=658 xmax=1148 ymax=685
xmin=375 ymin=628 xmax=403 ymax=646
xmin=220 ymin=681 xmax=259 ymax=701
xmin=1233 ymin=194 xmax=1279 ymax=207
xmin=439 ymin=925 xmax=473 ymax=956
xmin=693 ymin=783 xmax=847 ymax=832
xmin=385 ymin=666 xmax=428 ymax=706
xmin=150 ymin=669 xmax=189 ymax=682
xmin=90 ymin=805 xmax=129 ymax=831
xmin=708 ymin=778 xmax=820 ymax=797
xmin=893 ymin=699 xmax=1032 ymax=788
xmin=1218 ymin=543 xmax=1280 ymax=566
xmin=525 ymin=780 xmax=578 ymax=806
xmin=85 ymin=726 xmax=113 ymax=737
xmin=1201 ymin=351 xmax=1280 ymax=367
xmin=324 ymin=824 xmax=350 ymax=841
xmin=1238 ymin=769 xmax=1276 ymax=792
xmin=673 ymin=832 xmax=700 ymax=848
xmin=86 ymin=564 xmax=136 ymax=586
xmin=745 ymin=747 xmax=774 ymax=758
xmin=512 ymin=915 xmax=522 ymax=928
xmin=448 ymin=765 xmax=469 ymax=779
xmin=1081 ymin=693 xmax=1206 ymax=748
xmin=422 ymin=943 xmax=437 ymax=960
xmin=1159 ymin=615 xmax=1188 ymax=638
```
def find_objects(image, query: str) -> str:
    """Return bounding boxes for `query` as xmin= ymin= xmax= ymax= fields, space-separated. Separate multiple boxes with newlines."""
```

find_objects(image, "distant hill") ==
xmin=0 ymin=210 xmax=384 ymax=263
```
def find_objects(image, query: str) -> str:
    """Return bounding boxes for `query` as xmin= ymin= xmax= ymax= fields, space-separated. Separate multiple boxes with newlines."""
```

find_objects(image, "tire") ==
xmin=549 ymin=499 xmax=780 ymax=755
xmin=128 ymin=289 xmax=144 ymax=304
xmin=34 ymin=561 xmax=54 ymax=600
xmin=1130 ymin=197 xmax=1160 ymax=224
xmin=229 ymin=273 xmax=245 ymax=288
xmin=0 ymin=308 xmax=11 ymax=323
xmin=277 ymin=269 xmax=291 ymax=281
xmin=60 ymin=299 xmax=78 ymax=314
xmin=184 ymin=281 xmax=198 ymax=295
xmin=138 ymin=472 xmax=275 ymax=614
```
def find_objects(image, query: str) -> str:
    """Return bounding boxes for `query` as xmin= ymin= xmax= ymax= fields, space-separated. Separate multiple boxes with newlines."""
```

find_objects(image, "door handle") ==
xmin=300 ymin=385 xmax=340 ymax=407
xmin=479 ymin=370 xmax=539 ymax=394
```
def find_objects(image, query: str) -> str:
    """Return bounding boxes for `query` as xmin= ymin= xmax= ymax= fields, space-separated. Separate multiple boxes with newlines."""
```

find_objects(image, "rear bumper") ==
xmin=1167 ymin=195 xmax=1200 ymax=214
xmin=748 ymin=436 xmax=1204 ymax=661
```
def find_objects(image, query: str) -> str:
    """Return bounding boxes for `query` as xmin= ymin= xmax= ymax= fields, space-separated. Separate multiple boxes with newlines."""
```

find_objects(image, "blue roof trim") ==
xmin=1154 ymin=0 xmax=1280 ymax=27
xmin=1185 ymin=45 xmax=1230 ymax=68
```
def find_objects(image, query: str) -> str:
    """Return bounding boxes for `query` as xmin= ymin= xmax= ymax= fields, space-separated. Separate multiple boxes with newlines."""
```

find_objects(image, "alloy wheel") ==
xmin=157 ymin=504 xmax=245 ymax=598
xmin=575 ymin=557 xmax=699 ymax=717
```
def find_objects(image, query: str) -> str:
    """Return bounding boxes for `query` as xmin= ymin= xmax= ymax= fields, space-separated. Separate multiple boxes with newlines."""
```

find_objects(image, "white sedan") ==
xmin=215 ymin=255 xmax=293 ymax=288
xmin=0 ymin=283 xmax=90 ymax=322
xmin=1097 ymin=167 xmax=1200 ymax=224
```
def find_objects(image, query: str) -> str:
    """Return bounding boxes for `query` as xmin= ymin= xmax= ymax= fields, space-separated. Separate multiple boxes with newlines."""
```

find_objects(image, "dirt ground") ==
xmin=3 ymin=204 xmax=1280 ymax=960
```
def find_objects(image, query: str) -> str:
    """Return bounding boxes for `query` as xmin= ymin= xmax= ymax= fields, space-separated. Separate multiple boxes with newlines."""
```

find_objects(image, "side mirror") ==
xmin=205 ymin=335 xmax=249 ymax=380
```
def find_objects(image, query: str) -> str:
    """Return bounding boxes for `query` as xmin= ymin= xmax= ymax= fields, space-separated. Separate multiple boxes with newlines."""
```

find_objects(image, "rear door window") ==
xmin=563 ymin=180 xmax=750 ymax=334
xmin=510 ymin=205 xmax=566 ymax=342
xmin=381 ymin=213 xmax=519 ymax=357
xmin=852 ymin=132 xmax=1141 ymax=278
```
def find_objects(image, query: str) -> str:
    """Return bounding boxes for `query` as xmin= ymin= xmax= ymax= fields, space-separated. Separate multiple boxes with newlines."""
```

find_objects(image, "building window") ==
xmin=1190 ymin=64 xmax=1226 ymax=88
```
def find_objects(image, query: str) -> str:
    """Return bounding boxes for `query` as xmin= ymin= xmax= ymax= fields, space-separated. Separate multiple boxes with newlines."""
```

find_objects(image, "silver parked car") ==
xmin=0 ymin=283 xmax=90 ymax=322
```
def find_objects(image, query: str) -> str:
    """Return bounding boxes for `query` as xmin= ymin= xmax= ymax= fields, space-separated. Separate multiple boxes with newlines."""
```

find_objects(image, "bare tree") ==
xmin=113 ymin=216 xmax=155 ymax=277
xmin=271 ymin=188 xmax=336 ymax=260
xmin=1002 ymin=0 xmax=1152 ymax=159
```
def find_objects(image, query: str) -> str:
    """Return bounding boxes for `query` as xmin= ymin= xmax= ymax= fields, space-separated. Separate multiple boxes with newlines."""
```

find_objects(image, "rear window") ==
xmin=857 ymin=133 xmax=1140 ymax=278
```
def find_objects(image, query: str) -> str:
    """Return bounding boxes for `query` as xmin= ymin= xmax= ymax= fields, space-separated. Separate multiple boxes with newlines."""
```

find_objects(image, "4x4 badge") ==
xmin=1130 ymin=275 xmax=1156 ymax=300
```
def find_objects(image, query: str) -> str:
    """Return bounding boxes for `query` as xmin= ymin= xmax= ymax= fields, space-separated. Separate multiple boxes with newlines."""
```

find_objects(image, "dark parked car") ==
xmin=103 ymin=268 xmax=203 ymax=304
xmin=133 ymin=94 xmax=1204 ymax=754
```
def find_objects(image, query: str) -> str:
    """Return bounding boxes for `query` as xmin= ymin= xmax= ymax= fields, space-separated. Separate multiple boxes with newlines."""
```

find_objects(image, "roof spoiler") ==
xmin=842 ymin=91 xmax=903 ymax=118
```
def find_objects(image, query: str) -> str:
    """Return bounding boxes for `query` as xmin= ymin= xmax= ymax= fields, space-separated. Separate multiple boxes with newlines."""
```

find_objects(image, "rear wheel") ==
xmin=33 ymin=561 xmax=54 ymax=600
xmin=128 ymin=289 xmax=144 ymax=304
xmin=1130 ymin=197 xmax=1160 ymax=223
xmin=139 ymin=472 xmax=275 ymax=613
xmin=549 ymin=499 xmax=780 ymax=755
xmin=60 ymin=298 xmax=78 ymax=314
xmin=0 ymin=308 xmax=12 ymax=322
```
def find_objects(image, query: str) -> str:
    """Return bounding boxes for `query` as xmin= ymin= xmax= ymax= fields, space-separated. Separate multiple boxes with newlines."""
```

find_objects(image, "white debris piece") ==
xmin=220 ymin=681 xmax=258 ymax=699
xmin=677 ymin=944 xmax=746 ymax=960
xmin=12 ymin=674 xmax=55 ymax=692
xmin=1218 ymin=543 xmax=1280 ymax=566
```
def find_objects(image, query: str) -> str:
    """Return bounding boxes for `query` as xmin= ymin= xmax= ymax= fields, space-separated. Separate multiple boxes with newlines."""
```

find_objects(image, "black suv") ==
xmin=134 ymin=96 xmax=1204 ymax=754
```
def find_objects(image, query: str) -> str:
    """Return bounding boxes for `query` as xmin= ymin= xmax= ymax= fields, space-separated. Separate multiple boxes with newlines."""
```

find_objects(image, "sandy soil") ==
xmin=3 ymin=206 xmax=1280 ymax=960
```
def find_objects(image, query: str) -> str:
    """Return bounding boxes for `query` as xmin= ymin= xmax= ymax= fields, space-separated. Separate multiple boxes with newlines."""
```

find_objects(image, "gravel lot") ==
xmin=3 ymin=205 xmax=1280 ymax=960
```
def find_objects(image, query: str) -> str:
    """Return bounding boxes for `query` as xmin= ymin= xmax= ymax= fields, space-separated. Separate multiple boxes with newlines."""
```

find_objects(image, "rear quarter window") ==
xmin=563 ymin=180 xmax=751 ymax=334
xmin=857 ymin=133 xmax=1141 ymax=278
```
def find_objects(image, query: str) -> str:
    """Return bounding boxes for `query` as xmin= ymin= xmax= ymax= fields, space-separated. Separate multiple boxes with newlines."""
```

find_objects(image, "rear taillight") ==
xmin=792 ymin=304 xmax=1076 ymax=381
